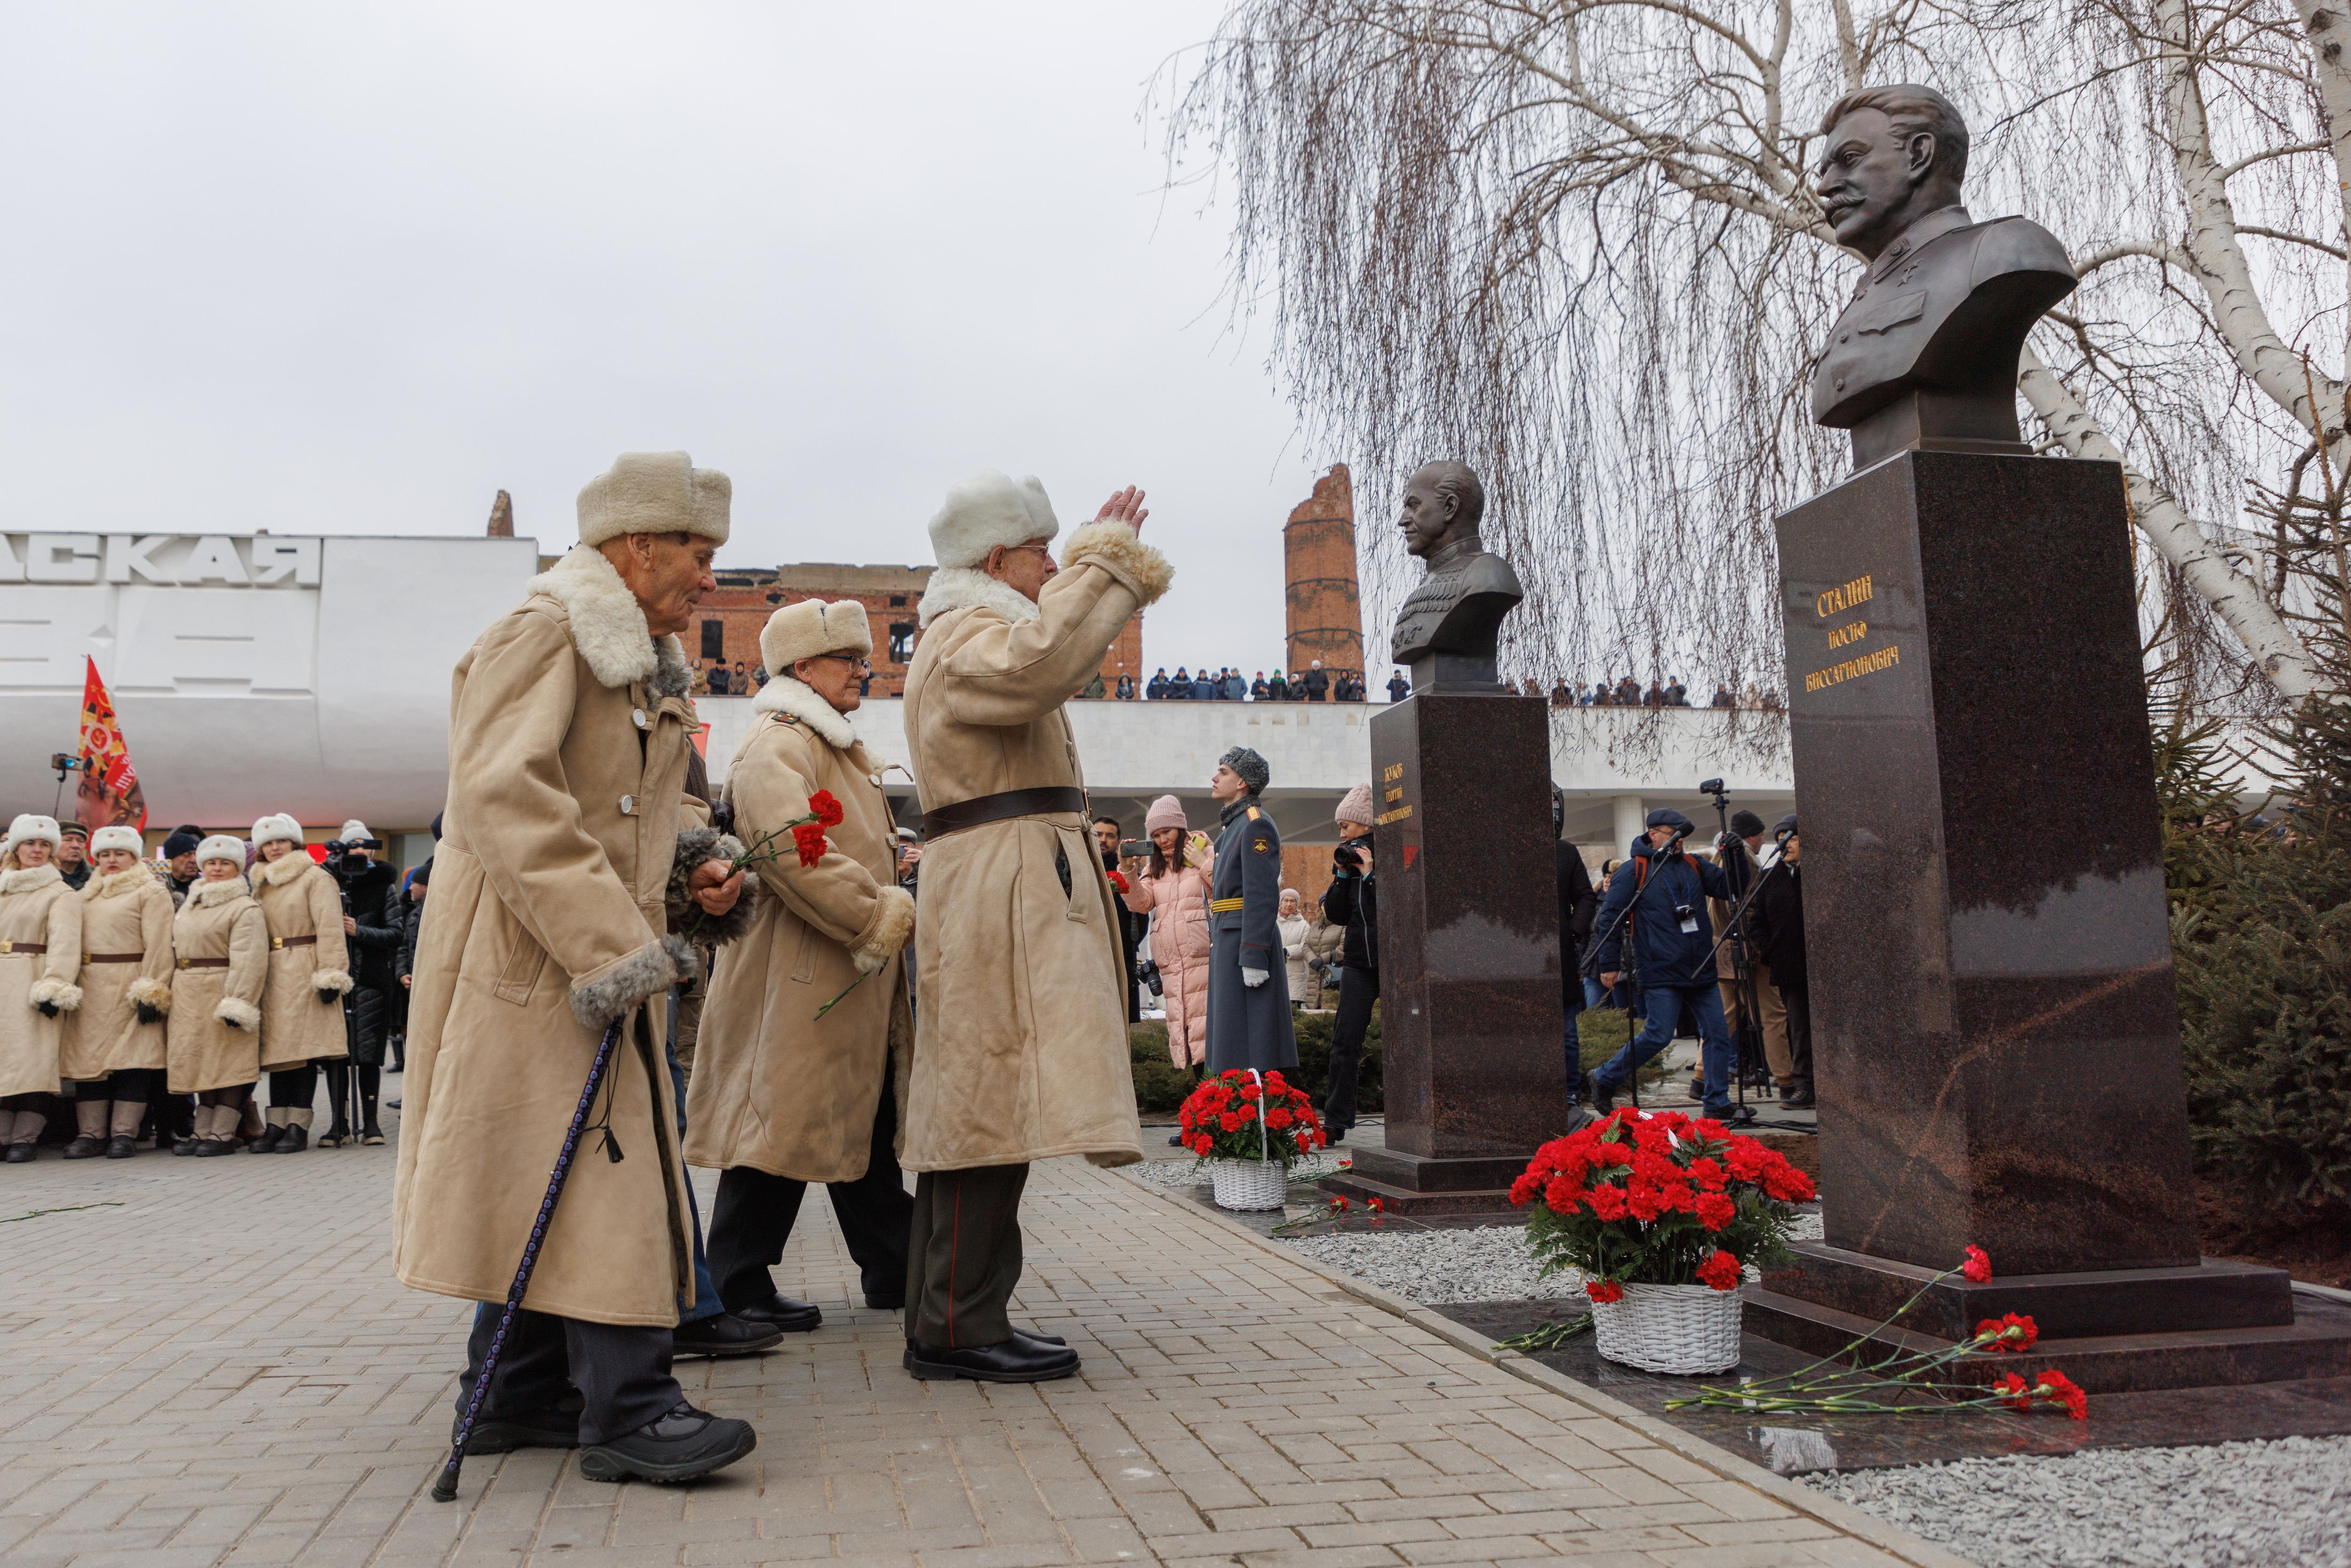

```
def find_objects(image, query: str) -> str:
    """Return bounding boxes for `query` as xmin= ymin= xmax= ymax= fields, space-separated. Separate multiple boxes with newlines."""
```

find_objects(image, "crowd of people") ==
xmin=0 ymin=813 xmax=412 ymax=1161
xmin=1523 ymin=676 xmax=1785 ymax=710
xmin=1138 ymin=661 xmax=1384 ymax=702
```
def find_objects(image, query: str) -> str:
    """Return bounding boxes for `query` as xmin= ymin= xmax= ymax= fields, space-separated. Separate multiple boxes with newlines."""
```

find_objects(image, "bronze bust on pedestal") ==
xmin=1809 ymin=85 xmax=2076 ymax=469
xmin=1389 ymin=461 xmax=1522 ymax=693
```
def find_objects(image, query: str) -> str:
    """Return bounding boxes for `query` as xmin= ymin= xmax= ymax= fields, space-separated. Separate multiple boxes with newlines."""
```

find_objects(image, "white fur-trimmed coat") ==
xmin=62 ymin=867 xmax=174 ymax=1080
xmin=686 ymin=677 xmax=915 ymax=1183
xmin=0 ymin=861 xmax=83 ymax=1099
xmin=394 ymin=544 xmax=724 ymax=1328
xmin=900 ymin=519 xmax=1172 ymax=1171
xmin=166 ymin=876 xmax=268 ymax=1093
xmin=252 ymin=851 xmax=354 ymax=1070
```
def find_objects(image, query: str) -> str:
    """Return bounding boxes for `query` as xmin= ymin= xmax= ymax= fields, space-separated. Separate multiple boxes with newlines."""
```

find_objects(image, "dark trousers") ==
xmin=323 ymin=1062 xmax=379 ymax=1131
xmin=905 ymin=1162 xmax=1028 ymax=1348
xmin=459 ymin=1304 xmax=681 ymax=1447
xmin=75 ymin=1069 xmax=153 ymax=1101
xmin=1780 ymin=982 xmax=1815 ymax=1088
xmin=1592 ymin=983 xmax=1735 ymax=1116
xmin=1560 ymin=981 xmax=1584 ymax=1097
xmin=704 ymin=1072 xmax=909 ymax=1312
xmin=269 ymin=1064 xmax=317 ymax=1109
xmin=1323 ymin=965 xmax=1378 ymax=1136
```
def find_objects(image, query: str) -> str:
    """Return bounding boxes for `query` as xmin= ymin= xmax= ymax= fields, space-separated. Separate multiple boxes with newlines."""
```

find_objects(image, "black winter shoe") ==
xmin=250 ymin=1125 xmax=284 ymax=1155
xmin=577 ymin=1403 xmax=755 ymax=1483
xmin=274 ymin=1125 xmax=308 ymax=1154
xmin=671 ymin=1313 xmax=786 ymax=1359
xmin=194 ymin=1138 xmax=235 ymax=1157
xmin=732 ymin=1294 xmax=821 ymax=1333
xmin=455 ymin=1398 xmax=583 ymax=1454
xmin=1785 ymin=1083 xmax=1816 ymax=1108
xmin=317 ymin=1124 xmax=350 ymax=1150
xmin=105 ymin=1135 xmax=138 ymax=1159
xmin=171 ymin=1136 xmax=198 ymax=1157
xmin=63 ymin=1135 xmax=107 ymax=1159
xmin=903 ymin=1336 xmax=1080 ymax=1384
xmin=1013 ymin=1328 xmax=1069 ymax=1349
xmin=3 ymin=1143 xmax=35 ymax=1164
xmin=1589 ymin=1081 xmax=1618 ymax=1116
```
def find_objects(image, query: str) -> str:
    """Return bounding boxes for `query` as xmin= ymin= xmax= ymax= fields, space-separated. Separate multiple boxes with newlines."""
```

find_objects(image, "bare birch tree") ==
xmin=1162 ymin=0 xmax=2343 ymax=706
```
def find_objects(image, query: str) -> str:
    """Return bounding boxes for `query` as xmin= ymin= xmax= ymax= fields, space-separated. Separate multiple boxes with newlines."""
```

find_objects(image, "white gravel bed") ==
xmin=1280 ymin=1225 xmax=1588 ymax=1301
xmin=1802 ymin=1435 xmax=2351 ymax=1568
xmin=1124 ymin=1151 xmax=1350 ymax=1190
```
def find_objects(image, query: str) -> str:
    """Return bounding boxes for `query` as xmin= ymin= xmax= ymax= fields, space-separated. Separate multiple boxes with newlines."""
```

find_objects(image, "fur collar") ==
xmin=0 ymin=864 xmax=62 ymax=896
xmin=525 ymin=544 xmax=692 ymax=693
xmin=81 ymin=867 xmax=154 ymax=901
xmin=753 ymin=675 xmax=859 ymax=749
xmin=257 ymin=851 xmax=317 ymax=888
xmin=190 ymin=875 xmax=251 ymax=907
xmin=916 ymin=566 xmax=1040 ymax=629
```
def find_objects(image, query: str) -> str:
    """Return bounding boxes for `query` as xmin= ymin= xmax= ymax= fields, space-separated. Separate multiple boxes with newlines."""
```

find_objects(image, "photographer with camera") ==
xmin=1119 ymin=796 xmax=1214 ymax=1075
xmin=1318 ymin=785 xmax=1378 ymax=1143
xmin=1585 ymin=807 xmax=1740 ymax=1120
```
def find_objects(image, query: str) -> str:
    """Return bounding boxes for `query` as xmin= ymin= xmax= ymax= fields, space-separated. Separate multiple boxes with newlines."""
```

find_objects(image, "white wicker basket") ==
xmin=1210 ymin=1158 xmax=1290 ymax=1212
xmin=1589 ymin=1281 xmax=1744 ymax=1374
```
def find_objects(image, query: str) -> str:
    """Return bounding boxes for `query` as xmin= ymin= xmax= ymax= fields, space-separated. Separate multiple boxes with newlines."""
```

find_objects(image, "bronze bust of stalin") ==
xmin=1811 ymin=85 xmax=2076 ymax=469
xmin=1389 ymin=460 xmax=1523 ymax=693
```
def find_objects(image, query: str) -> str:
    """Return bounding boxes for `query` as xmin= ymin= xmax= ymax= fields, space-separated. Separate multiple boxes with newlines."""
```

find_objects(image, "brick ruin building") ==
xmin=1282 ymin=465 xmax=1366 ymax=686
xmin=692 ymin=563 xmax=1143 ymax=698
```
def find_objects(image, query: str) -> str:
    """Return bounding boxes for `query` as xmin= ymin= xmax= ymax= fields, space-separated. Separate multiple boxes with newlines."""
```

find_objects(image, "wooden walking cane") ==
xmin=431 ymin=1015 xmax=627 ymax=1503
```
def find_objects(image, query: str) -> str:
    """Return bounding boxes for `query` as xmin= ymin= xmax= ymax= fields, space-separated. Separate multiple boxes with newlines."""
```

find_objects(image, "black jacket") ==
xmin=1323 ymin=856 xmax=1379 ymax=972
xmin=1750 ymin=862 xmax=1805 ymax=988
xmin=1301 ymin=667 xmax=1330 ymax=701
xmin=398 ymin=859 xmax=431 ymax=984
xmin=1556 ymin=842 xmax=1597 ymax=986
xmin=332 ymin=856 xmax=404 ymax=991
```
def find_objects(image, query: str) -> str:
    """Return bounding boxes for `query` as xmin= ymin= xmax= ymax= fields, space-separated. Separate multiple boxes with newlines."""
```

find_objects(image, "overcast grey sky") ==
xmin=0 ymin=2 xmax=1356 ymax=677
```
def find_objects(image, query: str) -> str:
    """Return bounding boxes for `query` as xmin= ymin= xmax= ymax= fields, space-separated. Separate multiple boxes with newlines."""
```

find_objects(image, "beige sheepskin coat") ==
xmin=687 ymin=679 xmax=915 ymax=1182
xmin=61 ymin=867 xmax=174 ymax=1080
xmin=167 ymin=876 xmax=268 ymax=1093
xmin=394 ymin=545 xmax=748 ymax=1328
xmin=251 ymin=851 xmax=354 ymax=1070
xmin=900 ymin=520 xmax=1171 ymax=1171
xmin=0 ymin=862 xmax=83 ymax=1099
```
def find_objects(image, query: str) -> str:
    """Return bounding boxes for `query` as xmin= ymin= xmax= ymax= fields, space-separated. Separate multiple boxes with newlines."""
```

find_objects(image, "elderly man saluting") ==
xmin=900 ymin=472 xmax=1173 ymax=1383
xmin=395 ymin=452 xmax=759 ymax=1485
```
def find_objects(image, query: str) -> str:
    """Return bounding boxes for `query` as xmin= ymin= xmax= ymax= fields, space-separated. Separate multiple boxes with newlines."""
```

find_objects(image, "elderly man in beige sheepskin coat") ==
xmin=900 ymin=473 xmax=1172 ymax=1383
xmin=687 ymin=597 xmax=917 ymax=1329
xmin=394 ymin=452 xmax=761 ymax=1485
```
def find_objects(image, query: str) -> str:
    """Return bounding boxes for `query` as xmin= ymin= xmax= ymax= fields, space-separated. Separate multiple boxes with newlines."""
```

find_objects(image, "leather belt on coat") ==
xmin=923 ymin=786 xmax=1088 ymax=840
xmin=270 ymin=935 xmax=317 ymax=950
xmin=0 ymin=942 xmax=46 ymax=955
xmin=1209 ymin=897 xmax=1245 ymax=913
xmin=83 ymin=952 xmax=145 ymax=963
xmin=177 ymin=957 xmax=230 ymax=970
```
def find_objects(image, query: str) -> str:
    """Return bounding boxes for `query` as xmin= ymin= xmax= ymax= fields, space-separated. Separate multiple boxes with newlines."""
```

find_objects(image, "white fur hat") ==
xmin=196 ymin=834 xmax=247 ymax=868
xmin=339 ymin=819 xmax=372 ymax=843
xmin=3 ymin=814 xmax=62 ymax=859
xmin=90 ymin=826 xmax=143 ymax=857
xmin=252 ymin=814 xmax=304 ymax=849
xmin=576 ymin=451 xmax=732 ymax=548
xmin=927 ymin=471 xmax=1058 ymax=570
xmin=761 ymin=599 xmax=872 ymax=676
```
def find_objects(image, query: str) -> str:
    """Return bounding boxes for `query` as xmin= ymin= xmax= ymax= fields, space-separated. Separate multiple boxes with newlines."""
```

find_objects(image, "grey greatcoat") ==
xmin=1204 ymin=797 xmax=1295 ymax=1073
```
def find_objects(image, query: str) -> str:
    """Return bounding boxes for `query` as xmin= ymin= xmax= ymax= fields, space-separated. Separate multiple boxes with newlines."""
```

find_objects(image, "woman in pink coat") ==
xmin=1121 ymin=794 xmax=1214 ymax=1069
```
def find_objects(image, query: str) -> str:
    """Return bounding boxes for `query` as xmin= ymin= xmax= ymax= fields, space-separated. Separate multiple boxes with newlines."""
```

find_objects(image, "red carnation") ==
xmin=1694 ymin=1249 xmax=1744 ymax=1291
xmin=1761 ymin=1162 xmax=1816 ymax=1202
xmin=2035 ymin=1369 xmax=2088 ymax=1420
xmin=1328 ymin=1195 xmax=1350 ymax=1213
xmin=1963 ymin=1245 xmax=1993 ymax=1283
xmin=1587 ymin=1185 xmax=1630 ymax=1221
xmin=1685 ymin=1157 xmax=1728 ymax=1192
xmin=1219 ymin=1112 xmax=1242 ymax=1133
xmin=1543 ymin=1174 xmax=1582 ymax=1214
xmin=1368 ymin=1197 xmax=1385 ymax=1214
xmin=1107 ymin=869 xmax=1129 ymax=894
xmin=1266 ymin=1108 xmax=1292 ymax=1130
xmin=1509 ymin=1172 xmax=1541 ymax=1206
xmin=1976 ymin=1312 xmax=2038 ymax=1353
xmin=1725 ymin=1142 xmax=1770 ymax=1182
xmin=807 ymin=790 xmax=845 ymax=828
xmin=1190 ymin=1135 xmax=1213 ymax=1155
xmin=1994 ymin=1372 xmax=2032 ymax=1410
xmin=792 ymin=822 xmax=829 ymax=867
xmin=1695 ymin=1192 xmax=1737 ymax=1232
xmin=1585 ymin=1279 xmax=1625 ymax=1304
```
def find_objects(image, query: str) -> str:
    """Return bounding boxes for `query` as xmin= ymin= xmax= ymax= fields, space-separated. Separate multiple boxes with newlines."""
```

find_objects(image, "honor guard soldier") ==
xmin=1203 ymin=747 xmax=1296 ymax=1074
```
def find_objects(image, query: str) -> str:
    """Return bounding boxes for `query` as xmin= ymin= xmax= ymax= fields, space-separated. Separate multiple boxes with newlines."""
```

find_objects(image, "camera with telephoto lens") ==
xmin=1333 ymin=842 xmax=1366 ymax=872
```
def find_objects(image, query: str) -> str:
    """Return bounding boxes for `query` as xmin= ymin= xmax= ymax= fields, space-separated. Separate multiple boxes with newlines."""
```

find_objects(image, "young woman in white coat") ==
xmin=61 ymin=826 xmax=174 ymax=1158
xmin=0 ymin=815 xmax=83 ymax=1160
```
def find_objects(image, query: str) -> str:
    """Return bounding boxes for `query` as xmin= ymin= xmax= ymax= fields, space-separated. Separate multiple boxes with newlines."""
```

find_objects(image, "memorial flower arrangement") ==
xmin=1513 ymin=1107 xmax=1815 ymax=1298
xmin=1177 ymin=1070 xmax=1327 ymax=1164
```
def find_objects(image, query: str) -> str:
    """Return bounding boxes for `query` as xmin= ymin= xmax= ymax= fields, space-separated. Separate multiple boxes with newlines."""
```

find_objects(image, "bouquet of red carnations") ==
xmin=1177 ymin=1069 xmax=1327 ymax=1165
xmin=1514 ymin=1107 xmax=1815 ymax=1300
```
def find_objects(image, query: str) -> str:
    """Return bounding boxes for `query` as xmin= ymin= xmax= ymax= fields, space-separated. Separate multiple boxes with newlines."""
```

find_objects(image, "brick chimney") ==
xmin=1283 ymin=465 xmax=1365 ymax=678
xmin=486 ymin=490 xmax=514 ymax=537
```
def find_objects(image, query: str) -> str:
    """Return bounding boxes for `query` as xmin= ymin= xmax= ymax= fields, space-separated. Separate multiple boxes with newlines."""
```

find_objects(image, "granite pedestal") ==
xmin=1318 ymin=690 xmax=1567 ymax=1216
xmin=1753 ymin=447 xmax=2351 ymax=1390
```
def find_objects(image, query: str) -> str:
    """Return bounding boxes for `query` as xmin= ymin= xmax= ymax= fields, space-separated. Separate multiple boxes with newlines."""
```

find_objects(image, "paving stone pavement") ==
xmin=0 ymin=1122 xmax=1963 ymax=1568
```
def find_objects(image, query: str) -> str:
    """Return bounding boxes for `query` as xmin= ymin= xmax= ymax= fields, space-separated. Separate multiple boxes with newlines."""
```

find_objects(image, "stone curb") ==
xmin=1119 ymin=1166 xmax=1982 ymax=1568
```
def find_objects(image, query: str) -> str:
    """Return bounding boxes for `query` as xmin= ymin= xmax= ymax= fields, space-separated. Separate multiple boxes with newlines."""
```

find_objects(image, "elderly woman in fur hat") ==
xmin=687 ymin=598 xmax=918 ymax=1333
xmin=0 ymin=814 xmax=85 ymax=1161
xmin=394 ymin=451 xmax=757 ymax=1485
xmin=168 ymin=835 xmax=268 ymax=1156
xmin=245 ymin=814 xmax=352 ymax=1154
xmin=60 ymin=825 xmax=175 ymax=1158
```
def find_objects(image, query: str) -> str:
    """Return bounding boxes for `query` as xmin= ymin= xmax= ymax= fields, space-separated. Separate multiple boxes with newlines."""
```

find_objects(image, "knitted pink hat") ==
xmin=1145 ymin=794 xmax=1188 ymax=835
xmin=1336 ymin=784 xmax=1375 ymax=827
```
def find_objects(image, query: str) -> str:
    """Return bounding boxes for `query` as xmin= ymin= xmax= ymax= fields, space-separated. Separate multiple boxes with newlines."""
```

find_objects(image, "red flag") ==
xmin=75 ymin=658 xmax=147 ymax=833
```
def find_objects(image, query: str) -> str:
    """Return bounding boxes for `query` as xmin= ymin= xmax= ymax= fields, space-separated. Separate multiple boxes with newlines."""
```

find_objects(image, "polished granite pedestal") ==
xmin=1756 ymin=448 xmax=2328 ymax=1388
xmin=1318 ymin=689 xmax=1565 ymax=1216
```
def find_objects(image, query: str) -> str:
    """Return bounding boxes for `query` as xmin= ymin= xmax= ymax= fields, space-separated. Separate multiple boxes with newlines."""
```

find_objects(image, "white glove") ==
xmin=1243 ymin=967 xmax=1268 ymax=988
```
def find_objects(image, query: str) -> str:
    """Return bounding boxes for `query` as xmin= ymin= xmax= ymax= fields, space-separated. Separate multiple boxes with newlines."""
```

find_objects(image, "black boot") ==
xmin=319 ymin=1064 xmax=351 ymax=1148
xmin=577 ymin=1403 xmax=756 ymax=1484
xmin=358 ymin=1068 xmax=383 ymax=1145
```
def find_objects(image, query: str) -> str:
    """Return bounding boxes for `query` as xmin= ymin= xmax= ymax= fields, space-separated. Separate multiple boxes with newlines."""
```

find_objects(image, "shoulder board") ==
xmin=1246 ymin=806 xmax=1261 ymax=820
